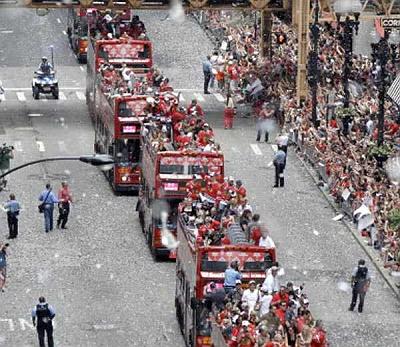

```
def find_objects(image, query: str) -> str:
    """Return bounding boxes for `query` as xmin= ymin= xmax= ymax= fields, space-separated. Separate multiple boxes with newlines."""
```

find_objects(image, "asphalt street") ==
xmin=0 ymin=9 xmax=184 ymax=347
xmin=0 ymin=8 xmax=399 ymax=347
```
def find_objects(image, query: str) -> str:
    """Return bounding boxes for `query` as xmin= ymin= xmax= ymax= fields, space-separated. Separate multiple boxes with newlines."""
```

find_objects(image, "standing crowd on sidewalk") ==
xmin=197 ymin=10 xmax=400 ymax=281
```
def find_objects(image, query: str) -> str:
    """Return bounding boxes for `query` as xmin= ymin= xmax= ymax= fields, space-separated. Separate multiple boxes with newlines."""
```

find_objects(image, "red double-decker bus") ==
xmin=175 ymin=200 xmax=277 ymax=347
xmin=86 ymin=37 xmax=153 ymax=119
xmin=86 ymin=13 xmax=153 ymax=192
xmin=138 ymin=133 xmax=224 ymax=259
xmin=93 ymin=94 xmax=149 ymax=191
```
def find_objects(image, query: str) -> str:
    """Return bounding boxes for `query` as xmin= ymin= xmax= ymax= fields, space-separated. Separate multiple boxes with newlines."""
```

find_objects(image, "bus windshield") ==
xmin=115 ymin=139 xmax=140 ymax=163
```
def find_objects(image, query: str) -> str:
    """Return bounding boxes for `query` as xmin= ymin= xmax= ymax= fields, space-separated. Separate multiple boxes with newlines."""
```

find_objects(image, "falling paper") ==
xmin=337 ymin=281 xmax=351 ymax=292
xmin=332 ymin=214 xmax=344 ymax=221
xmin=267 ymin=161 xmax=273 ymax=167
xmin=313 ymin=229 xmax=319 ymax=236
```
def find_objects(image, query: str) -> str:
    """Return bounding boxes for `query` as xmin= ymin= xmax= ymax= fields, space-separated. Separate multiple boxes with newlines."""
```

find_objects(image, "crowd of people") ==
xmin=88 ymin=10 xmax=147 ymax=41
xmin=198 ymin=10 xmax=400 ymax=277
xmin=179 ymin=177 xmax=327 ymax=346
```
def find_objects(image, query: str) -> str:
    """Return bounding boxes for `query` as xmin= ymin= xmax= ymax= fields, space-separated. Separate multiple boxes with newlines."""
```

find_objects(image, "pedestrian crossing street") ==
xmin=1 ymin=88 xmax=227 ymax=105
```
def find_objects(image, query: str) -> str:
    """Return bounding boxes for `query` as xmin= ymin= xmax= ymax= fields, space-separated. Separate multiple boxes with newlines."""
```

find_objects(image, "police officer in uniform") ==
xmin=31 ymin=296 xmax=56 ymax=347
xmin=349 ymin=259 xmax=371 ymax=313
xmin=273 ymin=148 xmax=287 ymax=188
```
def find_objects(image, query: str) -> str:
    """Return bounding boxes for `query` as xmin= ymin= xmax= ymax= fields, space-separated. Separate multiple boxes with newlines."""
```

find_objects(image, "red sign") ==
xmin=102 ymin=43 xmax=144 ymax=59
xmin=160 ymin=156 xmax=224 ymax=167
xmin=207 ymin=251 xmax=265 ymax=264
xmin=122 ymin=125 xmax=137 ymax=133
xmin=164 ymin=182 xmax=179 ymax=191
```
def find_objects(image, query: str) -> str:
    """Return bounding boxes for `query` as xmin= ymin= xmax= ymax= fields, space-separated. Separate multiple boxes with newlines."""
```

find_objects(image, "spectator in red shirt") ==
xmin=187 ymin=99 xmax=204 ymax=117
xmin=311 ymin=320 xmax=327 ymax=347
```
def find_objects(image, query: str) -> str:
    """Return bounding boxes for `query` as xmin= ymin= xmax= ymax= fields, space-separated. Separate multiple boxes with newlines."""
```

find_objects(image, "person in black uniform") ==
xmin=31 ymin=296 xmax=56 ymax=347
xmin=349 ymin=259 xmax=371 ymax=313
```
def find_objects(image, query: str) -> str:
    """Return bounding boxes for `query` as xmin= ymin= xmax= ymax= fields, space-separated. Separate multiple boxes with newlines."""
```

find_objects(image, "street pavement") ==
xmin=0 ymin=9 xmax=183 ymax=347
xmin=0 ymin=8 xmax=399 ymax=347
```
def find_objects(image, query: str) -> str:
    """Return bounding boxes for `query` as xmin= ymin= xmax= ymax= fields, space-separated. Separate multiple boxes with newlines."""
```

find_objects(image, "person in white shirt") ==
xmin=262 ymin=266 xmax=280 ymax=293
xmin=259 ymin=232 xmax=276 ymax=249
xmin=241 ymin=280 xmax=260 ymax=313
xmin=276 ymin=133 xmax=289 ymax=154
xmin=366 ymin=117 xmax=374 ymax=136
xmin=258 ymin=289 xmax=273 ymax=318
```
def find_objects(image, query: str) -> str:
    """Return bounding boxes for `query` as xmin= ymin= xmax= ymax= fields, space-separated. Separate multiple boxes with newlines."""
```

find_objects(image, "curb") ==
xmin=295 ymin=150 xmax=400 ymax=300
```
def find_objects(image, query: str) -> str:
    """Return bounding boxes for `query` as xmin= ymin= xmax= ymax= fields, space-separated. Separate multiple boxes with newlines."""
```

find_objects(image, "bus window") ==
xmin=159 ymin=164 xmax=184 ymax=175
xmin=116 ymin=139 xmax=140 ymax=163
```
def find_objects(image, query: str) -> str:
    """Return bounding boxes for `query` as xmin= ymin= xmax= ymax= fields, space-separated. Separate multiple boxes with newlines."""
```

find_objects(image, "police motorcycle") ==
xmin=32 ymin=48 xmax=59 ymax=100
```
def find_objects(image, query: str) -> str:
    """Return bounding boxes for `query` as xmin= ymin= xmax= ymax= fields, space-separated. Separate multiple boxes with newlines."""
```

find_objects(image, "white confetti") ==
xmin=95 ymin=263 xmax=102 ymax=269
xmin=332 ymin=214 xmax=344 ymax=221
xmin=54 ymin=253 xmax=59 ymax=258
xmin=110 ymin=274 xmax=114 ymax=279
xmin=303 ymin=270 xmax=308 ymax=275
xmin=82 ymin=193 xmax=86 ymax=197
xmin=337 ymin=281 xmax=351 ymax=292
xmin=64 ymin=170 xmax=71 ymax=176
xmin=313 ymin=229 xmax=319 ymax=236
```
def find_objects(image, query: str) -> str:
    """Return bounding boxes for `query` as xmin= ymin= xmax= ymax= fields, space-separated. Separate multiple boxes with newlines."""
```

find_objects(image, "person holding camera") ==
xmin=4 ymin=193 xmax=20 ymax=239
xmin=38 ymin=184 xmax=59 ymax=233
xmin=0 ymin=243 xmax=9 ymax=292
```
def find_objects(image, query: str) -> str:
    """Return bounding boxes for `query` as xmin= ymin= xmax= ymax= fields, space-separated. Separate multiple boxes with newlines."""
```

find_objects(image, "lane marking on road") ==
xmin=250 ymin=144 xmax=262 ymax=155
xmin=174 ymin=88 xmax=202 ymax=92
xmin=193 ymin=92 xmax=205 ymax=102
xmin=14 ymin=141 xmax=23 ymax=152
xmin=76 ymin=91 xmax=86 ymax=100
xmin=36 ymin=141 xmax=45 ymax=152
xmin=93 ymin=324 xmax=115 ymax=330
xmin=231 ymin=146 xmax=240 ymax=153
xmin=80 ymin=66 xmax=85 ymax=71
xmin=58 ymin=91 xmax=67 ymax=100
xmin=5 ymin=87 xmax=84 ymax=91
xmin=214 ymin=93 xmax=225 ymax=102
xmin=57 ymin=18 xmax=61 ymax=24
xmin=58 ymin=140 xmax=67 ymax=152
xmin=16 ymin=92 xmax=26 ymax=102
xmin=28 ymin=113 xmax=43 ymax=117
xmin=62 ymin=30 xmax=67 ymax=35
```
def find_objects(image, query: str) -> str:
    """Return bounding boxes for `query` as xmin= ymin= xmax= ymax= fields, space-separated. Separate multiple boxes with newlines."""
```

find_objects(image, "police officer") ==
xmin=349 ymin=259 xmax=371 ymax=313
xmin=273 ymin=148 xmax=286 ymax=188
xmin=38 ymin=57 xmax=53 ymax=76
xmin=32 ymin=296 xmax=56 ymax=347
xmin=4 ymin=193 xmax=20 ymax=239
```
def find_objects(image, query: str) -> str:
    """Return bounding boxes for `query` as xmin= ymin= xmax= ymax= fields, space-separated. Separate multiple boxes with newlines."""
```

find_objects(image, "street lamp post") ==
xmin=371 ymin=29 xmax=400 ymax=146
xmin=339 ymin=15 xmax=360 ymax=108
xmin=0 ymin=155 xmax=114 ymax=181
xmin=334 ymin=0 xmax=361 ymax=108
xmin=308 ymin=0 xmax=320 ymax=127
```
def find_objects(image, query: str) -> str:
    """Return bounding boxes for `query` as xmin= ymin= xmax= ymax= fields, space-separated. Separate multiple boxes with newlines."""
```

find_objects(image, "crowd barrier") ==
xmin=290 ymin=131 xmax=357 ymax=220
